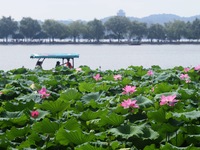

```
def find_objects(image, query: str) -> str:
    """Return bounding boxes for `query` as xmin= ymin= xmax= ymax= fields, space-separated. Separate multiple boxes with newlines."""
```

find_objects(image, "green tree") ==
xmin=105 ymin=16 xmax=131 ymax=42
xmin=191 ymin=19 xmax=200 ymax=40
xmin=68 ymin=21 xmax=85 ymax=43
xmin=0 ymin=16 xmax=18 ymax=42
xmin=86 ymin=19 xmax=104 ymax=42
xmin=184 ymin=21 xmax=194 ymax=41
xmin=147 ymin=24 xmax=166 ymax=42
xmin=20 ymin=17 xmax=41 ymax=41
xmin=165 ymin=20 xmax=186 ymax=41
xmin=42 ymin=19 xmax=68 ymax=42
xmin=129 ymin=21 xmax=147 ymax=41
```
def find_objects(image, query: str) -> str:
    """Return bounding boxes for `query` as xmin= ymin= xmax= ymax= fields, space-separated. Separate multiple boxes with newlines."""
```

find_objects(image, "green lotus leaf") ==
xmin=81 ymin=92 xmax=101 ymax=104
xmin=59 ymin=88 xmax=82 ymax=101
xmin=62 ymin=118 xmax=80 ymax=130
xmin=80 ymin=109 xmax=107 ymax=121
xmin=4 ymin=101 xmax=35 ymax=112
xmin=32 ymin=118 xmax=59 ymax=134
xmin=75 ymin=142 xmax=108 ymax=150
xmin=31 ymin=109 xmax=49 ymax=121
xmin=78 ymin=82 xmax=96 ymax=93
xmin=40 ymin=99 xmax=69 ymax=115
xmin=172 ymin=110 xmax=200 ymax=121
xmin=140 ymin=126 xmax=159 ymax=140
xmin=0 ymin=111 xmax=28 ymax=126
xmin=56 ymin=128 xmax=95 ymax=145
xmin=135 ymin=95 xmax=153 ymax=109
xmin=161 ymin=143 xmax=195 ymax=150
xmin=144 ymin=144 xmax=159 ymax=150
xmin=109 ymin=124 xmax=144 ymax=139
xmin=147 ymin=108 xmax=167 ymax=123
xmin=178 ymin=88 xmax=195 ymax=100
xmin=6 ymin=126 xmax=30 ymax=141
xmin=100 ymin=112 xmax=125 ymax=126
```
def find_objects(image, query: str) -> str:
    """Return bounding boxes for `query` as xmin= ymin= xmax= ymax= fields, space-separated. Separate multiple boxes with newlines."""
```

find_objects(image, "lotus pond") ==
xmin=0 ymin=65 xmax=200 ymax=150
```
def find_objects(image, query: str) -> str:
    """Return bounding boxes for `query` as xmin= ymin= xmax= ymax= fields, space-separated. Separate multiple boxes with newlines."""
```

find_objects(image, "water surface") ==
xmin=0 ymin=44 xmax=199 ymax=71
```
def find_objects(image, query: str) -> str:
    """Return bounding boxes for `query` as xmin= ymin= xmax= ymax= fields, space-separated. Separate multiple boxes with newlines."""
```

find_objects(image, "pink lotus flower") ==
xmin=121 ymin=99 xmax=139 ymax=109
xmin=122 ymin=85 xmax=136 ymax=95
xmin=160 ymin=95 xmax=178 ymax=106
xmin=76 ymin=68 xmax=82 ymax=72
xmin=184 ymin=67 xmax=190 ymax=72
xmin=93 ymin=73 xmax=102 ymax=81
xmin=31 ymin=110 xmax=39 ymax=118
xmin=180 ymin=74 xmax=189 ymax=80
xmin=0 ymin=91 xmax=2 ymax=95
xmin=114 ymin=74 xmax=122 ymax=80
xmin=194 ymin=65 xmax=200 ymax=71
xmin=147 ymin=70 xmax=154 ymax=76
xmin=38 ymin=87 xmax=50 ymax=99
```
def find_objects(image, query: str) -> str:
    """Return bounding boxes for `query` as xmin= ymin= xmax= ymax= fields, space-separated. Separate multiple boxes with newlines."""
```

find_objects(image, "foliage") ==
xmin=0 ymin=65 xmax=200 ymax=149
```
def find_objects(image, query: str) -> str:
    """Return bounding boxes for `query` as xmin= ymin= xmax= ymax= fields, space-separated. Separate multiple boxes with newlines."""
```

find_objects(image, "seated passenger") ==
xmin=66 ymin=59 xmax=73 ymax=68
xmin=55 ymin=61 xmax=60 ymax=67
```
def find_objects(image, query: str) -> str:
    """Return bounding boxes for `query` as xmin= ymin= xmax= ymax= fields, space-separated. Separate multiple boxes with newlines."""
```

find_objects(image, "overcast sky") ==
xmin=1 ymin=0 xmax=200 ymax=21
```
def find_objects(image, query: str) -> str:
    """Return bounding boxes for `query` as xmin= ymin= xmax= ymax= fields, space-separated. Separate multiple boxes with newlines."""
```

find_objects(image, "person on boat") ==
xmin=66 ymin=59 xmax=73 ymax=68
xmin=35 ymin=58 xmax=45 ymax=68
xmin=55 ymin=61 xmax=60 ymax=67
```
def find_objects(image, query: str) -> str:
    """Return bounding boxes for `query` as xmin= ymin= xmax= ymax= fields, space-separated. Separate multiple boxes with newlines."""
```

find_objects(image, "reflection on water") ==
xmin=0 ymin=44 xmax=200 ymax=71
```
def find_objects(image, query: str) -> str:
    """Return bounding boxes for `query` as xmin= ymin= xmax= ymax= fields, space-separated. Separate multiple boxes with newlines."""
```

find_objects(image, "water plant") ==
xmin=0 ymin=65 xmax=200 ymax=149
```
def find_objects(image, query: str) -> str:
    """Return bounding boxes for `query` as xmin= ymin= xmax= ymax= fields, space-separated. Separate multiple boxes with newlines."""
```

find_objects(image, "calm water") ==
xmin=0 ymin=44 xmax=200 ymax=71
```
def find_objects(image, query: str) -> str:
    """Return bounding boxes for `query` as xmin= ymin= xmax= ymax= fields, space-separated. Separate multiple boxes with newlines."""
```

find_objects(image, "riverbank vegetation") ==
xmin=0 ymin=65 xmax=200 ymax=149
xmin=0 ymin=16 xmax=200 ymax=44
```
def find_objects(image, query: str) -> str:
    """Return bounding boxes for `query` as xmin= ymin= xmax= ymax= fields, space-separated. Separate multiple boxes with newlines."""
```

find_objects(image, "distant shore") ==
xmin=0 ymin=41 xmax=200 ymax=45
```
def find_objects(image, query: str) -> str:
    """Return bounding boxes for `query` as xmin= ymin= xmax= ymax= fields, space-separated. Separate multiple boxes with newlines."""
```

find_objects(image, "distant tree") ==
xmin=20 ymin=17 xmax=41 ymax=41
xmin=191 ymin=19 xmax=200 ymax=40
xmin=0 ymin=16 xmax=18 ymax=42
xmin=129 ymin=21 xmax=147 ymax=41
xmin=147 ymin=24 xmax=166 ymax=42
xmin=184 ymin=21 xmax=194 ymax=41
xmin=42 ymin=19 xmax=68 ymax=42
xmin=165 ymin=20 xmax=186 ymax=41
xmin=105 ymin=16 xmax=131 ymax=42
xmin=86 ymin=19 xmax=105 ymax=42
xmin=68 ymin=21 xmax=85 ymax=43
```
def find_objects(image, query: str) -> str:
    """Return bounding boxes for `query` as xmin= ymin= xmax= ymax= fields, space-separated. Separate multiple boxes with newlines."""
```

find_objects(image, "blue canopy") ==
xmin=30 ymin=53 xmax=79 ymax=59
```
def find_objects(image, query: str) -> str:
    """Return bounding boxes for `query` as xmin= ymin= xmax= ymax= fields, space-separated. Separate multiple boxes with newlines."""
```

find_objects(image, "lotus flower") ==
xmin=147 ymin=70 xmax=153 ymax=76
xmin=121 ymin=99 xmax=139 ymax=109
xmin=160 ymin=95 xmax=178 ymax=106
xmin=38 ymin=87 xmax=50 ymax=99
xmin=122 ymin=85 xmax=136 ymax=95
xmin=76 ymin=68 xmax=82 ymax=72
xmin=194 ymin=65 xmax=200 ymax=71
xmin=180 ymin=74 xmax=189 ymax=80
xmin=114 ymin=74 xmax=122 ymax=80
xmin=184 ymin=67 xmax=190 ymax=72
xmin=31 ymin=110 xmax=39 ymax=118
xmin=93 ymin=73 xmax=102 ymax=81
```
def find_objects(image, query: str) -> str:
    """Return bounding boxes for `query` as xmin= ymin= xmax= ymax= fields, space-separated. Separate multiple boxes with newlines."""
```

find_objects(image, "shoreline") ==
xmin=0 ymin=41 xmax=200 ymax=45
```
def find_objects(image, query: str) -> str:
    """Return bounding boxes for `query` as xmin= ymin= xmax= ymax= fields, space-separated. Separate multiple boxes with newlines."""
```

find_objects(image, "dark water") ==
xmin=1 ymin=44 xmax=200 ymax=71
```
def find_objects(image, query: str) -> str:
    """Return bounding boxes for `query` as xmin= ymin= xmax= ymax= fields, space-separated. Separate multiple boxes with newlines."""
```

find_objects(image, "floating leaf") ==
xmin=32 ymin=118 xmax=59 ymax=134
xmin=100 ymin=112 xmax=125 ymax=126
xmin=109 ymin=124 xmax=144 ymax=139
xmin=56 ymin=128 xmax=95 ymax=145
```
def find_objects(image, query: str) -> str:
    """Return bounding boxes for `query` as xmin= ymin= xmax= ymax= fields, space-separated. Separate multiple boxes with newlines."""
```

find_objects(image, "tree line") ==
xmin=0 ymin=16 xmax=200 ymax=44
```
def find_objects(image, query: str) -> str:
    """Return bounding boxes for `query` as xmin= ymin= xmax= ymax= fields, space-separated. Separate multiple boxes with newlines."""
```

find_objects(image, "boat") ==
xmin=30 ymin=53 xmax=79 ymax=68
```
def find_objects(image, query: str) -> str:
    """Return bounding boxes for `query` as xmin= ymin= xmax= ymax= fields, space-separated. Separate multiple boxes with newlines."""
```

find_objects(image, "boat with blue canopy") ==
xmin=30 ymin=53 xmax=79 ymax=68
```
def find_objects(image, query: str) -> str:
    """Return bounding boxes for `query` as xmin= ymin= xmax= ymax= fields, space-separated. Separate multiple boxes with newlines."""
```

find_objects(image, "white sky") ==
xmin=0 ymin=0 xmax=200 ymax=21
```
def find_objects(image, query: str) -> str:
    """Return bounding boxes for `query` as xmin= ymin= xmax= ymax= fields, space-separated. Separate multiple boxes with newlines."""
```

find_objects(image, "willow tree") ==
xmin=0 ymin=16 xmax=18 ymax=43
xmin=105 ymin=16 xmax=131 ymax=42
xmin=20 ymin=17 xmax=41 ymax=41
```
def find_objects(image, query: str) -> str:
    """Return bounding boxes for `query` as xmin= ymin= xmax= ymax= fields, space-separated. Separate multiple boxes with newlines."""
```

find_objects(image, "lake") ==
xmin=0 ymin=44 xmax=200 ymax=71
